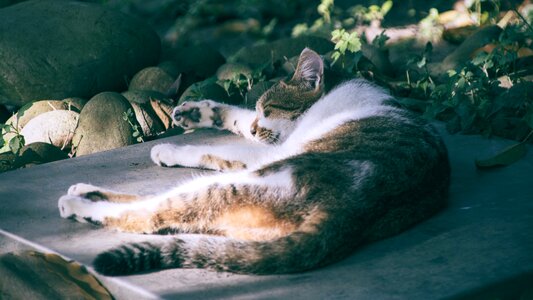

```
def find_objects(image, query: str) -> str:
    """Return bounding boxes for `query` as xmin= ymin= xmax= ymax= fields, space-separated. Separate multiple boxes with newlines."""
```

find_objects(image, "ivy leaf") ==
xmin=475 ymin=142 xmax=528 ymax=169
xmin=9 ymin=135 xmax=24 ymax=155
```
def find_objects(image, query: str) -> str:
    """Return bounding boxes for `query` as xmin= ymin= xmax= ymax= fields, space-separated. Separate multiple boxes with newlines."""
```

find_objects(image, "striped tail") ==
xmin=92 ymin=231 xmax=342 ymax=276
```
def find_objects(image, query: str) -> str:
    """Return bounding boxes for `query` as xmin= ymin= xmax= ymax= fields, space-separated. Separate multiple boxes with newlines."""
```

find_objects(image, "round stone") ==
xmin=72 ymin=92 xmax=136 ymax=156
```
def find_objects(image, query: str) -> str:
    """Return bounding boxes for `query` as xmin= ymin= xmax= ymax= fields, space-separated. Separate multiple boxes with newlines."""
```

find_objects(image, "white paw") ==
xmin=67 ymin=183 xmax=99 ymax=196
xmin=58 ymin=195 xmax=88 ymax=223
xmin=172 ymin=100 xmax=224 ymax=129
xmin=151 ymin=143 xmax=181 ymax=167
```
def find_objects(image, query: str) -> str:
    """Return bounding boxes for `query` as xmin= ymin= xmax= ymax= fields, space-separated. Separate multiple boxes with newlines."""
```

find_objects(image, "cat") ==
xmin=58 ymin=48 xmax=450 ymax=276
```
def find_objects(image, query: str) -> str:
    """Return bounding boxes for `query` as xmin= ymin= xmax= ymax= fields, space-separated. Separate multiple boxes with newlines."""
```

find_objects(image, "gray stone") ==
xmin=128 ymin=66 xmax=177 ymax=94
xmin=14 ymin=142 xmax=68 ymax=168
xmin=72 ymin=92 xmax=135 ymax=156
xmin=20 ymin=110 xmax=79 ymax=150
xmin=165 ymin=44 xmax=225 ymax=79
xmin=216 ymin=63 xmax=253 ymax=81
xmin=0 ymin=0 xmax=160 ymax=106
xmin=8 ymin=100 xmax=71 ymax=131
xmin=178 ymin=78 xmax=235 ymax=105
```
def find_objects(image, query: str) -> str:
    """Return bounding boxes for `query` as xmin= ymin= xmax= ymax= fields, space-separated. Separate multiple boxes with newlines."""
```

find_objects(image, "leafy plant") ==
xmin=291 ymin=0 xmax=336 ymax=37
xmin=330 ymin=28 xmax=362 ymax=64
xmin=122 ymin=109 xmax=144 ymax=143
xmin=469 ymin=0 xmax=501 ymax=25
xmin=0 ymin=123 xmax=25 ymax=155
xmin=405 ymin=42 xmax=435 ymax=98
xmin=349 ymin=0 xmax=393 ymax=26
xmin=219 ymin=66 xmax=265 ymax=99
xmin=317 ymin=0 xmax=335 ymax=24
xmin=425 ymin=22 xmax=533 ymax=139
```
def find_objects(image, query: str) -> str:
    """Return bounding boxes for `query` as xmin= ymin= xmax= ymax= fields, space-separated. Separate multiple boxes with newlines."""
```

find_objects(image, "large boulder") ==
xmin=0 ymin=0 xmax=160 ymax=106
xmin=72 ymin=92 xmax=135 ymax=156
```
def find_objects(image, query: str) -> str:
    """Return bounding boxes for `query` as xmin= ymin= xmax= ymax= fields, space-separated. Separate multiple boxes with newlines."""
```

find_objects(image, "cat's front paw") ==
xmin=151 ymin=143 xmax=182 ymax=167
xmin=172 ymin=100 xmax=225 ymax=129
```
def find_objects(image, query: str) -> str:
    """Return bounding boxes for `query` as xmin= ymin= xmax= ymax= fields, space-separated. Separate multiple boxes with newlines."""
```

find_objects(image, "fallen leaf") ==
xmin=150 ymin=97 xmax=174 ymax=129
xmin=475 ymin=142 xmax=527 ymax=169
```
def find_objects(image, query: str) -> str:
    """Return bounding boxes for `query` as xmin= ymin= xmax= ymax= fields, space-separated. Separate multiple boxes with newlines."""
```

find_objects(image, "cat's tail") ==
xmin=93 ymin=228 xmax=342 ymax=276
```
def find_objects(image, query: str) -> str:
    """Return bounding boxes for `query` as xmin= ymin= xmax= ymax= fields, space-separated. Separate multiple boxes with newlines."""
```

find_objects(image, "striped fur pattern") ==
xmin=58 ymin=48 xmax=450 ymax=276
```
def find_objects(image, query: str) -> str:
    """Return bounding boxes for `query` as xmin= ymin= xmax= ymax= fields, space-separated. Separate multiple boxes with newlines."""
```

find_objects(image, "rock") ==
xmin=157 ymin=61 xmax=181 ymax=78
xmin=216 ymin=63 xmax=253 ymax=81
xmin=229 ymin=36 xmax=334 ymax=69
xmin=72 ymin=92 xmax=135 ymax=156
xmin=179 ymin=79 xmax=238 ymax=105
xmin=20 ymin=110 xmax=79 ymax=150
xmin=9 ymin=100 xmax=70 ymax=131
xmin=129 ymin=66 xmax=178 ymax=94
xmin=0 ymin=0 xmax=160 ymax=106
xmin=164 ymin=44 xmax=225 ymax=79
xmin=0 ymin=151 xmax=16 ymax=172
xmin=14 ymin=142 xmax=68 ymax=168
xmin=121 ymin=90 xmax=166 ymax=136
xmin=0 ymin=105 xmax=9 ymax=123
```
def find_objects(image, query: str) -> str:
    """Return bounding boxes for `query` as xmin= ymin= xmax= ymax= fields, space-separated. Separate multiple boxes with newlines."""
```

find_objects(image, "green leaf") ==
xmin=0 ymin=124 xmax=10 ymax=131
xmin=475 ymin=142 xmax=528 ymax=169
xmin=132 ymin=131 xmax=140 ymax=138
xmin=9 ymin=135 xmax=24 ymax=155
xmin=381 ymin=0 xmax=393 ymax=16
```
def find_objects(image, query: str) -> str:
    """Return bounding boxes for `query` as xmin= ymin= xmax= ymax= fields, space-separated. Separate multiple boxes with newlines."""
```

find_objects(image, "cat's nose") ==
xmin=250 ymin=118 xmax=258 ymax=136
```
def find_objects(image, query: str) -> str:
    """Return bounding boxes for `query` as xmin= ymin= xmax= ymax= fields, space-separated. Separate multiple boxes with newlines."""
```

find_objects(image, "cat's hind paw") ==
xmin=68 ymin=183 xmax=98 ymax=196
xmin=67 ymin=183 xmax=109 ymax=201
xmin=58 ymin=195 xmax=104 ymax=225
xmin=58 ymin=195 xmax=90 ymax=223
xmin=172 ymin=100 xmax=224 ymax=129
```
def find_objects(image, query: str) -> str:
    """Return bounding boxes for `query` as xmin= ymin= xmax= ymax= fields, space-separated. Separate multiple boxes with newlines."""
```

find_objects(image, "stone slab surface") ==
xmin=0 ymin=126 xmax=532 ymax=299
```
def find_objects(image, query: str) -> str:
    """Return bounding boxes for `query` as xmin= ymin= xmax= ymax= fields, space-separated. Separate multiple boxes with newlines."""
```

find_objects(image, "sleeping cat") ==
xmin=58 ymin=48 xmax=450 ymax=276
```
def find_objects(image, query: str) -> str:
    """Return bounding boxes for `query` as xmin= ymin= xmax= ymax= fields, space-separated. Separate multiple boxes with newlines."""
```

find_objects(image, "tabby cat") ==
xmin=58 ymin=48 xmax=450 ymax=276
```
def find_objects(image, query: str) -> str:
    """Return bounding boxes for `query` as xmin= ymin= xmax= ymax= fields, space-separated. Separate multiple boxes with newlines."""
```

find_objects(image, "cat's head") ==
xmin=252 ymin=48 xmax=324 ymax=144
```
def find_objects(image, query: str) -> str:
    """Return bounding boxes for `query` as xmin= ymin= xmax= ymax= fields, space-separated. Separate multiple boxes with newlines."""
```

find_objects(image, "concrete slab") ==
xmin=0 ymin=125 xmax=532 ymax=299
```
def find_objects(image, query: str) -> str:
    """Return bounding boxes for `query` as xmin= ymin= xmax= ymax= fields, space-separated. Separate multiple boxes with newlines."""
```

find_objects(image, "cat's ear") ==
xmin=292 ymin=48 xmax=324 ymax=90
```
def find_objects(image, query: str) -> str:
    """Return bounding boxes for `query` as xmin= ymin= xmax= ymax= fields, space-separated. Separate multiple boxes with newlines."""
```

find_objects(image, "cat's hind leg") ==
xmin=67 ymin=183 xmax=147 ymax=203
xmin=58 ymin=167 xmax=304 ymax=237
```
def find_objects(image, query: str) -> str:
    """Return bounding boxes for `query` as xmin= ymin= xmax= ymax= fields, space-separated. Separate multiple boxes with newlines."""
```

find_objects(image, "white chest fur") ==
xmin=282 ymin=80 xmax=397 ymax=153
